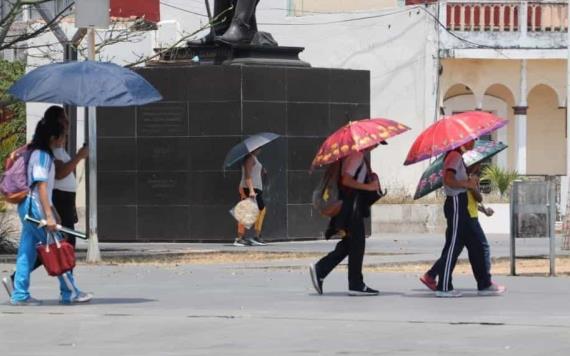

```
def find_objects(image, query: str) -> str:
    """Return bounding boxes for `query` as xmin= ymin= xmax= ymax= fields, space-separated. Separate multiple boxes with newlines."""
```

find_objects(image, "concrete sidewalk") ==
xmin=1 ymin=233 xmax=570 ymax=355
xmin=2 ymin=232 xmax=565 ymax=264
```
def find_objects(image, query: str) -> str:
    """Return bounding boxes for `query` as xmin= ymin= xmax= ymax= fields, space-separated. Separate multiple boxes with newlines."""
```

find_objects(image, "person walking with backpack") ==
xmin=4 ymin=112 xmax=90 ymax=305
xmin=309 ymin=146 xmax=381 ymax=296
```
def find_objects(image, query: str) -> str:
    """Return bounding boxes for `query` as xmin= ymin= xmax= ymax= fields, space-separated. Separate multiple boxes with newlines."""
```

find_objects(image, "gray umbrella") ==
xmin=223 ymin=132 xmax=280 ymax=168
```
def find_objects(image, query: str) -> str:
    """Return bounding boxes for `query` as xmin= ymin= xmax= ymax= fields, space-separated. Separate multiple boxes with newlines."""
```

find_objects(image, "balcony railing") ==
xmin=443 ymin=0 xmax=568 ymax=32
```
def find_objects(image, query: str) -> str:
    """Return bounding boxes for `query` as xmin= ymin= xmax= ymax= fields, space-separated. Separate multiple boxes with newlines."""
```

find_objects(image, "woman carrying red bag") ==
xmin=7 ymin=112 xmax=91 ymax=306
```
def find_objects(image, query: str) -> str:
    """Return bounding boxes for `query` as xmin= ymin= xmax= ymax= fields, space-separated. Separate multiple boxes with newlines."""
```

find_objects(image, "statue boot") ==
xmin=217 ymin=0 xmax=259 ymax=45
xmin=188 ymin=0 xmax=234 ymax=45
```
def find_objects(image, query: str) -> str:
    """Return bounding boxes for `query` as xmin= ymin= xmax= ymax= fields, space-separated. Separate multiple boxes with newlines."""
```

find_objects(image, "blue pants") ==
xmin=11 ymin=196 xmax=81 ymax=303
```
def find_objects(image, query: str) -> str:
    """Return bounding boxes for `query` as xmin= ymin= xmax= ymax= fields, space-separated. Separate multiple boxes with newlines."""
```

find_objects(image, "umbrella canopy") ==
xmin=312 ymin=118 xmax=410 ymax=167
xmin=223 ymin=132 xmax=280 ymax=168
xmin=413 ymin=140 xmax=508 ymax=200
xmin=404 ymin=111 xmax=507 ymax=166
xmin=8 ymin=60 xmax=161 ymax=106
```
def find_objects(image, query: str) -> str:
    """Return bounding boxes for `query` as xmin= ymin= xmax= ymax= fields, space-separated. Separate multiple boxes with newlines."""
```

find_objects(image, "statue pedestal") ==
xmin=97 ymin=64 xmax=369 ymax=242
xmin=154 ymin=44 xmax=310 ymax=67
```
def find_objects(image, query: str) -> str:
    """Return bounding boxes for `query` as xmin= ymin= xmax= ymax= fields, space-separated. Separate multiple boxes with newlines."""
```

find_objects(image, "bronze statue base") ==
xmin=152 ymin=43 xmax=310 ymax=67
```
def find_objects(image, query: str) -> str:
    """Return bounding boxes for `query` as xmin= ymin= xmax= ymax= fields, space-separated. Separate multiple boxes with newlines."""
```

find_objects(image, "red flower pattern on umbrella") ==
xmin=404 ymin=111 xmax=507 ymax=166
xmin=312 ymin=118 xmax=410 ymax=167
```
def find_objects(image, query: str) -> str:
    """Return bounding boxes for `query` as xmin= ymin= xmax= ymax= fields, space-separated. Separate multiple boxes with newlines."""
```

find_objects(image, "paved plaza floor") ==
xmin=1 ymin=234 xmax=569 ymax=355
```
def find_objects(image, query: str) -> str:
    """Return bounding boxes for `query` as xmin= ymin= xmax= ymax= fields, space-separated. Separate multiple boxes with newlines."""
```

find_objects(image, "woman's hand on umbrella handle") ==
xmin=46 ymin=215 xmax=57 ymax=232
xmin=77 ymin=145 xmax=89 ymax=160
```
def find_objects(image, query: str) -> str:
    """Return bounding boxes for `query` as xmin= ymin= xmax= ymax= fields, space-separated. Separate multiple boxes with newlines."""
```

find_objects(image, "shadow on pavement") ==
xmin=310 ymin=291 xmax=406 ymax=297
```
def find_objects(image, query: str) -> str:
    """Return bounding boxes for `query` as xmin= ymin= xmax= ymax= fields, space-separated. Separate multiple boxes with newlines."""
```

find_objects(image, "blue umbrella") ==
xmin=8 ymin=60 xmax=162 ymax=262
xmin=8 ymin=60 xmax=161 ymax=106
xmin=223 ymin=132 xmax=280 ymax=169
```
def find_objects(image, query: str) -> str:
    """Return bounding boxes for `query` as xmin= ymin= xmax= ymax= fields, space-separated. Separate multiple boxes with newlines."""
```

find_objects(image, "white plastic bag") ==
xmin=230 ymin=197 xmax=259 ymax=229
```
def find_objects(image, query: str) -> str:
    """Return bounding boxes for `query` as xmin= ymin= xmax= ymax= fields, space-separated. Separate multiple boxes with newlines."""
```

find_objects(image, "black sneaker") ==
xmin=233 ymin=238 xmax=252 ymax=247
xmin=249 ymin=237 xmax=267 ymax=246
xmin=348 ymin=285 xmax=379 ymax=296
xmin=309 ymin=263 xmax=323 ymax=295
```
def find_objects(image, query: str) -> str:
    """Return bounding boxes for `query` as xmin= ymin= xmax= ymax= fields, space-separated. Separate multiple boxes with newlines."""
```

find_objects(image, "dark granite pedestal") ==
xmin=97 ymin=65 xmax=370 ymax=242
xmin=155 ymin=44 xmax=310 ymax=67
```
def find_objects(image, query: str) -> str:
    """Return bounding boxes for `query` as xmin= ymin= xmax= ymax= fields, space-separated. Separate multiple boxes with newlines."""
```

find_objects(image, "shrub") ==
xmin=0 ymin=200 xmax=17 ymax=254
xmin=480 ymin=165 xmax=519 ymax=197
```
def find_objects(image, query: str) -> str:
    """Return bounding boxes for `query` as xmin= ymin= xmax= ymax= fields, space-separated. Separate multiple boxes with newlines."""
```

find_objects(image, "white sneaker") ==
xmin=72 ymin=292 xmax=93 ymax=303
xmin=478 ymin=283 xmax=506 ymax=296
xmin=435 ymin=289 xmax=463 ymax=298
xmin=11 ymin=296 xmax=42 ymax=306
xmin=2 ymin=277 xmax=13 ymax=298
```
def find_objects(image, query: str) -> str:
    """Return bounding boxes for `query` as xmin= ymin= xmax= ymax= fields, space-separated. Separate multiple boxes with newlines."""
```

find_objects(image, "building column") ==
xmin=514 ymin=59 xmax=528 ymax=174
xmin=513 ymin=105 xmax=527 ymax=174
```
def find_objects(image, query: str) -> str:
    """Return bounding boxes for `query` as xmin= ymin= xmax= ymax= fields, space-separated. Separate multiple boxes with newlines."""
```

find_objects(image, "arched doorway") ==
xmin=442 ymin=83 xmax=511 ymax=169
xmin=527 ymin=84 xmax=566 ymax=175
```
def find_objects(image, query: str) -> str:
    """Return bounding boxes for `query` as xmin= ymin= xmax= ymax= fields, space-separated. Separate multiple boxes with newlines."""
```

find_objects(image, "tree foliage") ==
xmin=0 ymin=59 xmax=26 ymax=173
xmin=480 ymin=165 xmax=519 ymax=197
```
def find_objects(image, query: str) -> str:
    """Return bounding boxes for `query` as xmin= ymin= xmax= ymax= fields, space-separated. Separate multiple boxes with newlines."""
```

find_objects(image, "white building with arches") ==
xmin=439 ymin=0 xmax=568 ymax=178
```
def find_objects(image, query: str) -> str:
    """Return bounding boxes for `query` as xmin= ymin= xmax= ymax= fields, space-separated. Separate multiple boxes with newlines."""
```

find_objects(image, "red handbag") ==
xmin=36 ymin=233 xmax=76 ymax=276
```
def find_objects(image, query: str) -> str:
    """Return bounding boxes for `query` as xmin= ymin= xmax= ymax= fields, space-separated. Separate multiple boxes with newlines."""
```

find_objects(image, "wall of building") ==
xmin=290 ymin=0 xmax=399 ymax=16
xmin=441 ymin=58 xmax=566 ymax=175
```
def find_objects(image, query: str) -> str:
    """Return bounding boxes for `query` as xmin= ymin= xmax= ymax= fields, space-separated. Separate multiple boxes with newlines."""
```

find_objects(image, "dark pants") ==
xmin=431 ymin=193 xmax=491 ymax=292
xmin=427 ymin=218 xmax=492 ymax=290
xmin=467 ymin=218 xmax=491 ymax=283
xmin=314 ymin=194 xmax=365 ymax=290
xmin=52 ymin=189 xmax=78 ymax=247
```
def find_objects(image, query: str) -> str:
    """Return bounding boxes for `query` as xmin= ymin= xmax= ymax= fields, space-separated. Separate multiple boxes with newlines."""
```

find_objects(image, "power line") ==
xmin=159 ymin=1 xmax=508 ymax=57
xmin=160 ymin=1 xmax=420 ymax=25
xmin=418 ymin=5 xmax=511 ymax=59
xmin=160 ymin=1 xmax=208 ymax=17
xmin=259 ymin=7 xmax=415 ymax=26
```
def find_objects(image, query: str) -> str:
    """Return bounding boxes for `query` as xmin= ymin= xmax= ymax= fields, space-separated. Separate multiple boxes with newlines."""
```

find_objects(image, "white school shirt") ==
xmin=52 ymin=147 xmax=77 ymax=192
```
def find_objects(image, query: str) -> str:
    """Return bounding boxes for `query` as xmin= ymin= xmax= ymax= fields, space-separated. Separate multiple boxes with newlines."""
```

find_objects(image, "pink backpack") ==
xmin=0 ymin=144 xmax=31 ymax=204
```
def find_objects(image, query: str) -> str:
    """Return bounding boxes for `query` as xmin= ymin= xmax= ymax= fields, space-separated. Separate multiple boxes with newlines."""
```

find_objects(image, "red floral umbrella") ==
xmin=403 ymin=111 xmax=507 ymax=166
xmin=312 ymin=118 xmax=410 ymax=167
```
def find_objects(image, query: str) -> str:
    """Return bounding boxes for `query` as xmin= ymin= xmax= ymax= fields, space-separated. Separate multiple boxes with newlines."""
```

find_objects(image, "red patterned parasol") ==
xmin=403 ymin=111 xmax=508 ymax=166
xmin=311 ymin=118 xmax=410 ymax=167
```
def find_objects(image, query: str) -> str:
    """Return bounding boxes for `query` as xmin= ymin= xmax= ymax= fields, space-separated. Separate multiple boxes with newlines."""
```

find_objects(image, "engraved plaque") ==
xmin=137 ymin=102 xmax=188 ymax=137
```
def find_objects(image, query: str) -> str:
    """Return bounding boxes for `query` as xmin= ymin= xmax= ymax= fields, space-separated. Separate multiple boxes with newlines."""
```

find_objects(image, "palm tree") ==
xmin=480 ymin=165 xmax=519 ymax=197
